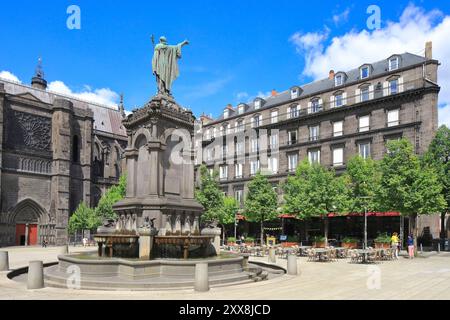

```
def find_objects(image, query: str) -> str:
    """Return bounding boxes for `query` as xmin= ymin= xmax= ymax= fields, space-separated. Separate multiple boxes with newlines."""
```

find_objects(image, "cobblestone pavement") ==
xmin=1 ymin=246 xmax=449 ymax=300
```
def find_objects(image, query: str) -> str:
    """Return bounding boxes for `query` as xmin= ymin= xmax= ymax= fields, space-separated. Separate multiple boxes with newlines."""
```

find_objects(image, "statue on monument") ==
xmin=152 ymin=36 xmax=189 ymax=96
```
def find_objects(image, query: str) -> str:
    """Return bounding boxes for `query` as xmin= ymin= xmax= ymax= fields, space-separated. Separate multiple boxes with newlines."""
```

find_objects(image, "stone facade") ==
xmin=194 ymin=48 xmax=444 ymax=238
xmin=0 ymin=76 xmax=127 ymax=247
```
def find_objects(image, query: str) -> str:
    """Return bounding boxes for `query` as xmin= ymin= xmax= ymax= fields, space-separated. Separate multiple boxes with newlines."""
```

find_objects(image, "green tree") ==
xmin=218 ymin=196 xmax=239 ymax=243
xmin=244 ymin=172 xmax=279 ymax=245
xmin=378 ymin=139 xmax=446 ymax=250
xmin=95 ymin=174 xmax=127 ymax=221
xmin=423 ymin=125 xmax=450 ymax=240
xmin=282 ymin=160 xmax=350 ymax=245
xmin=68 ymin=201 xmax=99 ymax=237
xmin=195 ymin=165 xmax=225 ymax=223
xmin=345 ymin=155 xmax=381 ymax=213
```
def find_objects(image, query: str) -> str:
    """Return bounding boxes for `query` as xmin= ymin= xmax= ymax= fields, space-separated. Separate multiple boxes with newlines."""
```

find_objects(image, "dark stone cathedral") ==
xmin=0 ymin=66 xmax=127 ymax=247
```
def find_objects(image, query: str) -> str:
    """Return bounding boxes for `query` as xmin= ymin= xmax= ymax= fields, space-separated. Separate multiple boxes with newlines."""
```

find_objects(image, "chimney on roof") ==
xmin=271 ymin=89 xmax=277 ymax=97
xmin=329 ymin=70 xmax=335 ymax=80
xmin=226 ymin=104 xmax=234 ymax=110
xmin=425 ymin=41 xmax=432 ymax=60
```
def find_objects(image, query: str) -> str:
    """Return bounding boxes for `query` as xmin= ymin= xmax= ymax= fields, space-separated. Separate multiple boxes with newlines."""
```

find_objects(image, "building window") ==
xmin=309 ymin=125 xmax=319 ymax=141
xmin=268 ymin=156 xmax=278 ymax=174
xmin=310 ymin=99 xmax=321 ymax=113
xmin=250 ymin=138 xmax=259 ymax=153
xmin=359 ymin=115 xmax=370 ymax=132
xmin=252 ymin=115 xmax=262 ymax=128
xmin=221 ymin=145 xmax=228 ymax=158
xmin=235 ymin=141 xmax=244 ymax=155
xmin=271 ymin=110 xmax=278 ymax=124
xmin=308 ymin=149 xmax=321 ymax=165
xmin=359 ymin=142 xmax=371 ymax=159
xmin=288 ymin=154 xmax=298 ymax=172
xmin=291 ymin=88 xmax=299 ymax=99
xmin=333 ymin=147 xmax=344 ymax=167
xmin=269 ymin=133 xmax=278 ymax=149
xmin=360 ymin=66 xmax=370 ymax=79
xmin=205 ymin=129 xmax=211 ymax=140
xmin=335 ymin=74 xmax=343 ymax=86
xmin=238 ymin=105 xmax=244 ymax=114
xmin=335 ymin=93 xmax=343 ymax=107
xmin=208 ymin=168 xmax=214 ymax=176
xmin=288 ymin=105 xmax=300 ymax=118
xmin=250 ymin=160 xmax=260 ymax=176
xmin=72 ymin=135 xmax=80 ymax=163
xmin=219 ymin=165 xmax=228 ymax=180
xmin=389 ymin=57 xmax=399 ymax=71
xmin=387 ymin=109 xmax=400 ymax=127
xmin=236 ymin=120 xmax=244 ymax=132
xmin=206 ymin=148 xmax=213 ymax=161
xmin=235 ymin=163 xmax=243 ymax=179
xmin=254 ymin=100 xmax=261 ymax=110
xmin=389 ymin=79 xmax=398 ymax=95
xmin=288 ymin=130 xmax=297 ymax=145
xmin=234 ymin=189 xmax=243 ymax=205
xmin=361 ymin=87 xmax=370 ymax=102
xmin=333 ymin=121 xmax=343 ymax=137
xmin=224 ymin=109 xmax=229 ymax=119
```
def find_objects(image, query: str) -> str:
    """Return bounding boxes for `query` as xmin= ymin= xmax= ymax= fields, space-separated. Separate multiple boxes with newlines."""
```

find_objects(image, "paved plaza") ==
xmin=0 ymin=246 xmax=449 ymax=300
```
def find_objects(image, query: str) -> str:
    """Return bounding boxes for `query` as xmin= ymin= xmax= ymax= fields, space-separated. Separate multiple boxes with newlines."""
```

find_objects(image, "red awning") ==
xmin=278 ymin=214 xmax=298 ymax=219
xmin=327 ymin=212 xmax=400 ymax=217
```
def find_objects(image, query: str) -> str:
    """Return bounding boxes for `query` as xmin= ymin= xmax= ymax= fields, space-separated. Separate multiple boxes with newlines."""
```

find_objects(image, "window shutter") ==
xmin=329 ymin=96 xmax=335 ymax=109
xmin=308 ymin=101 xmax=312 ymax=113
xmin=355 ymin=89 xmax=361 ymax=103
xmin=287 ymin=107 xmax=291 ymax=119
xmin=369 ymin=85 xmax=374 ymax=100
xmin=319 ymin=99 xmax=323 ymax=110
xmin=383 ymin=81 xmax=389 ymax=96
xmin=398 ymin=77 xmax=404 ymax=93
xmin=342 ymin=92 xmax=347 ymax=105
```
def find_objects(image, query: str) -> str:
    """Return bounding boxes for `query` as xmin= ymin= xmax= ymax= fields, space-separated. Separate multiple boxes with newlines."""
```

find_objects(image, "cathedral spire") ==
xmin=31 ymin=57 xmax=47 ymax=90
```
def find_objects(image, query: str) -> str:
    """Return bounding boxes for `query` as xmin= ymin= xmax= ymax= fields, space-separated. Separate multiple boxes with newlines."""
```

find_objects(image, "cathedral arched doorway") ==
xmin=11 ymin=199 xmax=46 ymax=246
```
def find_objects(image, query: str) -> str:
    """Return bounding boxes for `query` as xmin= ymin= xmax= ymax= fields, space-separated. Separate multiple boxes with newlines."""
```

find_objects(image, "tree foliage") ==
xmin=345 ymin=155 xmax=381 ymax=213
xmin=68 ymin=202 xmax=99 ymax=235
xmin=195 ymin=165 xmax=225 ymax=223
xmin=244 ymin=172 xmax=279 ymax=244
xmin=95 ymin=174 xmax=127 ymax=221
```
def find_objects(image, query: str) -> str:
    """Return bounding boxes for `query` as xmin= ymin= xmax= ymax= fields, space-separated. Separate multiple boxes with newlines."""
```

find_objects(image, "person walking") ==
xmin=407 ymin=235 xmax=415 ymax=259
xmin=391 ymin=232 xmax=400 ymax=260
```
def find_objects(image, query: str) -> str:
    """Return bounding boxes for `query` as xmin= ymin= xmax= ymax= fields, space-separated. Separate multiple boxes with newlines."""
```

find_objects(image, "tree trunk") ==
xmin=324 ymin=216 xmax=329 ymax=247
xmin=441 ymin=212 xmax=447 ymax=240
xmin=260 ymin=220 xmax=264 ymax=246
xmin=221 ymin=224 xmax=225 ymax=246
xmin=410 ymin=213 xmax=419 ymax=255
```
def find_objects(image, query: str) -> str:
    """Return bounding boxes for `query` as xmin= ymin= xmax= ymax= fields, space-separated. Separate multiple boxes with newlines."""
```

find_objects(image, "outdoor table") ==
xmin=298 ymin=246 xmax=312 ymax=256
xmin=313 ymin=248 xmax=330 ymax=261
xmin=355 ymin=249 xmax=380 ymax=263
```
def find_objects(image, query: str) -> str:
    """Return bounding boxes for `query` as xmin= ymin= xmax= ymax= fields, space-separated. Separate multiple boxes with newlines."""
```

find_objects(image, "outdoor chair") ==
xmin=307 ymin=249 xmax=316 ymax=262
xmin=367 ymin=250 xmax=378 ymax=263
xmin=349 ymin=250 xmax=360 ymax=263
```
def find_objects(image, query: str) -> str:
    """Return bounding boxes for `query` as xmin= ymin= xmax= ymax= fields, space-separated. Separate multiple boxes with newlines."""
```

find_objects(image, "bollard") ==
xmin=59 ymin=245 xmax=69 ymax=255
xmin=268 ymin=248 xmax=276 ymax=263
xmin=438 ymin=243 xmax=441 ymax=254
xmin=420 ymin=243 xmax=423 ymax=254
xmin=194 ymin=263 xmax=209 ymax=292
xmin=27 ymin=261 xmax=44 ymax=290
xmin=287 ymin=254 xmax=298 ymax=275
xmin=0 ymin=251 xmax=9 ymax=272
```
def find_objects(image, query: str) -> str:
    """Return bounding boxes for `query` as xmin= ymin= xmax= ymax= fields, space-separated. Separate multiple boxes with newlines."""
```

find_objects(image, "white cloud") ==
xmin=236 ymin=91 xmax=249 ymax=101
xmin=0 ymin=71 xmax=21 ymax=83
xmin=290 ymin=4 xmax=450 ymax=125
xmin=439 ymin=105 xmax=450 ymax=127
xmin=333 ymin=8 xmax=350 ymax=26
xmin=48 ymin=80 xmax=119 ymax=108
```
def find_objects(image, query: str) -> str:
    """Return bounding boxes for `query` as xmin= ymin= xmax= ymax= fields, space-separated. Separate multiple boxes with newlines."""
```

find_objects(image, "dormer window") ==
xmin=335 ymin=74 xmax=343 ymax=86
xmin=389 ymin=57 xmax=399 ymax=71
xmin=360 ymin=66 xmax=370 ymax=79
xmin=291 ymin=87 xmax=299 ymax=99
xmin=224 ymin=109 xmax=229 ymax=119
xmin=238 ymin=104 xmax=245 ymax=114
xmin=254 ymin=99 xmax=262 ymax=110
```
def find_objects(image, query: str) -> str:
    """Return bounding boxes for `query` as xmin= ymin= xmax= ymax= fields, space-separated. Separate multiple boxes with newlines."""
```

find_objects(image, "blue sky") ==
xmin=0 ymin=0 xmax=449 ymax=125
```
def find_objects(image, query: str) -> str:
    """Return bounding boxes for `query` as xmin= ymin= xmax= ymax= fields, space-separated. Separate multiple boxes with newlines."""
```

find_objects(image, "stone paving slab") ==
xmin=0 ymin=246 xmax=449 ymax=300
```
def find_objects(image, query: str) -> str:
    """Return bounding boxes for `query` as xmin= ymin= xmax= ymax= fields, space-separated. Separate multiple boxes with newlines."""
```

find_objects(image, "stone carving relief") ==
xmin=8 ymin=110 xmax=52 ymax=151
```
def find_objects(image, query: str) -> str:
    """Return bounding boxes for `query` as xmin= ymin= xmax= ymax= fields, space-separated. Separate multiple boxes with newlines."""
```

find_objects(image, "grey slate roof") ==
xmin=212 ymin=52 xmax=427 ymax=123
xmin=0 ymin=78 xmax=127 ymax=137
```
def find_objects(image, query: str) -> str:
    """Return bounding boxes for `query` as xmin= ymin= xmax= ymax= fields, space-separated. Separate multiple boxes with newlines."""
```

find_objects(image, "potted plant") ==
xmin=227 ymin=237 xmax=237 ymax=246
xmin=244 ymin=236 xmax=256 ymax=246
xmin=282 ymin=235 xmax=299 ymax=247
xmin=341 ymin=237 xmax=359 ymax=249
xmin=374 ymin=233 xmax=391 ymax=249
xmin=312 ymin=236 xmax=326 ymax=248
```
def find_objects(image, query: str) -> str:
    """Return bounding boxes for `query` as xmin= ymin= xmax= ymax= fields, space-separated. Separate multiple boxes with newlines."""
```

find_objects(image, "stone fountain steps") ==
xmin=44 ymin=265 xmax=261 ymax=291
